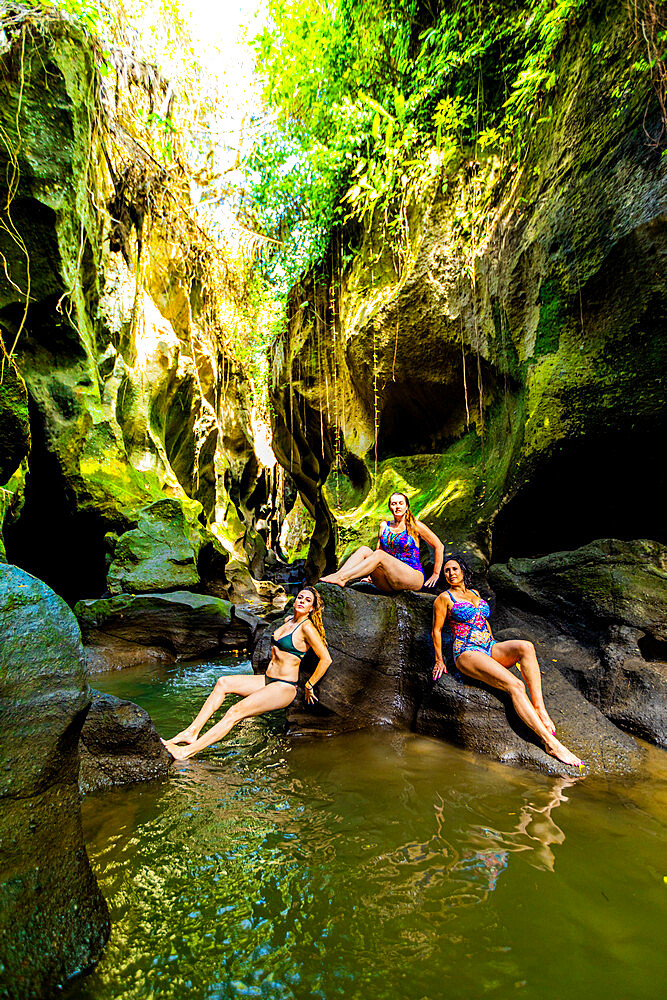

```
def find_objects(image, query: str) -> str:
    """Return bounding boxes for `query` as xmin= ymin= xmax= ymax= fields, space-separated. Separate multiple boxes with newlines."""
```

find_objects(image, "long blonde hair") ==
xmin=302 ymin=586 xmax=327 ymax=645
xmin=389 ymin=492 xmax=419 ymax=541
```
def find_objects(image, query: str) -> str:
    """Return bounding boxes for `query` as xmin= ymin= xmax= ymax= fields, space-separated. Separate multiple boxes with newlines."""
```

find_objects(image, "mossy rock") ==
xmin=280 ymin=494 xmax=316 ymax=562
xmin=107 ymin=498 xmax=204 ymax=594
xmin=0 ymin=360 xmax=30 ymax=485
xmin=75 ymin=589 xmax=239 ymax=670
xmin=0 ymin=563 xmax=109 ymax=996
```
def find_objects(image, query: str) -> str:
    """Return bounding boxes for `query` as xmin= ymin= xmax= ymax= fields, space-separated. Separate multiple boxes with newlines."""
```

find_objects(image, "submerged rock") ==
xmin=75 ymin=590 xmax=249 ymax=671
xmin=79 ymin=691 xmax=171 ymax=794
xmin=0 ymin=564 xmax=109 ymax=999
xmin=490 ymin=539 xmax=667 ymax=747
xmin=254 ymin=582 xmax=644 ymax=776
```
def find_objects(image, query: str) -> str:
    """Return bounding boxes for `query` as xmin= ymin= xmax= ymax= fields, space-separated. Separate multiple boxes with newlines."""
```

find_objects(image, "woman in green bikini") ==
xmin=162 ymin=587 xmax=331 ymax=760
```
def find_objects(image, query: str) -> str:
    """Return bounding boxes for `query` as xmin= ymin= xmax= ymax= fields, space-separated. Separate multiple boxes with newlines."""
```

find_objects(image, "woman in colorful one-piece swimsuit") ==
xmin=431 ymin=556 xmax=583 ymax=768
xmin=321 ymin=491 xmax=444 ymax=592
xmin=162 ymin=587 xmax=331 ymax=760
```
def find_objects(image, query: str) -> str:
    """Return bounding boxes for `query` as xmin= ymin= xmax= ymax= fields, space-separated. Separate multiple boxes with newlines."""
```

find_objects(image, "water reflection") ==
xmin=67 ymin=662 xmax=666 ymax=1000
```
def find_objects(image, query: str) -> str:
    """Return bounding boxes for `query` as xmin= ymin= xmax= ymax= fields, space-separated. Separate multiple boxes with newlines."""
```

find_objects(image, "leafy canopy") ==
xmin=247 ymin=0 xmax=589 ymax=291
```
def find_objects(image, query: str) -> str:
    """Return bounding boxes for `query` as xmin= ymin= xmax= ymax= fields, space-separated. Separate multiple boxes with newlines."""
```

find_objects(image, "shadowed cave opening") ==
xmin=492 ymin=431 xmax=667 ymax=563
xmin=377 ymin=378 xmax=481 ymax=459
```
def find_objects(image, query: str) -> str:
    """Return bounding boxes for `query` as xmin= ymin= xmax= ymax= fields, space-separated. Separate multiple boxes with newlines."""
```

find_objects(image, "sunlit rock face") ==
xmin=0 ymin=564 xmax=109 ymax=998
xmin=252 ymin=583 xmax=644 ymax=776
xmin=0 ymin=18 xmax=274 ymax=603
xmin=270 ymin=2 xmax=667 ymax=580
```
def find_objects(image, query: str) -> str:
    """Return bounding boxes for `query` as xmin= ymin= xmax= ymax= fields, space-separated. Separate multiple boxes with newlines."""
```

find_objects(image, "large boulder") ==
xmin=0 ymin=565 xmax=109 ymax=999
xmin=79 ymin=691 xmax=171 ymax=794
xmin=253 ymin=582 xmax=644 ymax=776
xmin=75 ymin=590 xmax=249 ymax=671
xmin=490 ymin=540 xmax=667 ymax=747
xmin=106 ymin=498 xmax=203 ymax=595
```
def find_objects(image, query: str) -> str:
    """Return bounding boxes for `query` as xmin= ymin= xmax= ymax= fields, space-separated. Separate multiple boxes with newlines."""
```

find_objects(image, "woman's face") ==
xmin=294 ymin=589 xmax=315 ymax=615
xmin=443 ymin=560 xmax=465 ymax=587
xmin=389 ymin=493 xmax=408 ymax=518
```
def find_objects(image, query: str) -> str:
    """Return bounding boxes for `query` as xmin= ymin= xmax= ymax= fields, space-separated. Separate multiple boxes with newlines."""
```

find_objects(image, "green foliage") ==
xmin=247 ymin=0 xmax=592 ymax=290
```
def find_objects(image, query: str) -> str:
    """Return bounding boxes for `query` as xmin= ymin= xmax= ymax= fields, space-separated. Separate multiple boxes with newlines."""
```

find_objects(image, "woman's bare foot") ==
xmin=161 ymin=738 xmax=189 ymax=761
xmin=535 ymin=706 xmax=556 ymax=735
xmin=320 ymin=573 xmax=347 ymax=586
xmin=544 ymin=735 xmax=584 ymax=768
xmin=168 ymin=727 xmax=199 ymax=745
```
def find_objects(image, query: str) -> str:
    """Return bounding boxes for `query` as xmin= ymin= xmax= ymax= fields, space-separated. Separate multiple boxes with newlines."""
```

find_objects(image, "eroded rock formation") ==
xmin=0 ymin=15 xmax=277 ymax=604
xmin=270 ymin=2 xmax=667 ymax=580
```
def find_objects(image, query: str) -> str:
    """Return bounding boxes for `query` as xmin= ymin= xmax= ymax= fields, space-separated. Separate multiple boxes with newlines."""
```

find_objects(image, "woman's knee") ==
xmin=516 ymin=640 xmax=535 ymax=658
xmin=223 ymin=702 xmax=244 ymax=725
xmin=358 ymin=545 xmax=373 ymax=558
xmin=506 ymin=675 xmax=527 ymax=698
xmin=214 ymin=677 xmax=228 ymax=693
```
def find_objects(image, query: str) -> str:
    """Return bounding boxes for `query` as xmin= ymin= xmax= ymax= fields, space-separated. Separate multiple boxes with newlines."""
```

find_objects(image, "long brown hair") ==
xmin=301 ymin=586 xmax=327 ymax=645
xmin=389 ymin=492 xmax=419 ymax=541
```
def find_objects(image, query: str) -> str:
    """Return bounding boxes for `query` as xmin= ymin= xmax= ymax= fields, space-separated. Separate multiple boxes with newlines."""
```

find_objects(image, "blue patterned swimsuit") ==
xmin=447 ymin=589 xmax=495 ymax=662
xmin=379 ymin=523 xmax=424 ymax=576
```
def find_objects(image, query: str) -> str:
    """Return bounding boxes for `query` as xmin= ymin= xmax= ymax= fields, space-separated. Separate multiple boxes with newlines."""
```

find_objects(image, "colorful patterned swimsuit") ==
xmin=447 ymin=589 xmax=495 ymax=662
xmin=379 ymin=523 xmax=424 ymax=576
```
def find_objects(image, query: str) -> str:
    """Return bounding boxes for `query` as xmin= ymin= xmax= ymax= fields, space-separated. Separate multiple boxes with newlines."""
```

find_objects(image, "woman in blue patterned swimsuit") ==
xmin=431 ymin=557 xmax=583 ymax=767
xmin=321 ymin=492 xmax=444 ymax=592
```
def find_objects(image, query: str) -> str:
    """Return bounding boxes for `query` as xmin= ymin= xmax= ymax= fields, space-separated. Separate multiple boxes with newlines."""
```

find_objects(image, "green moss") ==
xmin=280 ymin=494 xmax=316 ymax=562
xmin=0 ymin=362 xmax=30 ymax=484
xmin=533 ymin=278 xmax=566 ymax=358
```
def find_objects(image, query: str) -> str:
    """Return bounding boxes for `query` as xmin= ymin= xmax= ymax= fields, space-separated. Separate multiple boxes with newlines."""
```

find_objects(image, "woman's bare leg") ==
xmin=456 ymin=649 xmax=583 ymax=767
xmin=369 ymin=561 xmax=393 ymax=593
xmin=492 ymin=640 xmax=555 ymax=733
xmin=163 ymin=682 xmax=297 ymax=760
xmin=168 ymin=675 xmax=265 ymax=744
xmin=322 ymin=550 xmax=423 ymax=591
xmin=321 ymin=545 xmax=373 ymax=583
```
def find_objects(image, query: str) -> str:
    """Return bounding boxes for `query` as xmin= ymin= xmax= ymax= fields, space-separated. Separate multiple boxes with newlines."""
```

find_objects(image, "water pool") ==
xmin=66 ymin=657 xmax=667 ymax=1000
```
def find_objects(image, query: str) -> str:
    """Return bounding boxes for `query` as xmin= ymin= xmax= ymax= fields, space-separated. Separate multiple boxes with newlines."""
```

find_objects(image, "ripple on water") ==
xmin=66 ymin=659 xmax=667 ymax=1000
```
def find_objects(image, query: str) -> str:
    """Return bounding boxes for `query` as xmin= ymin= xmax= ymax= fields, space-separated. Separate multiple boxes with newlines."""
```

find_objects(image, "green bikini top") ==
xmin=271 ymin=620 xmax=306 ymax=660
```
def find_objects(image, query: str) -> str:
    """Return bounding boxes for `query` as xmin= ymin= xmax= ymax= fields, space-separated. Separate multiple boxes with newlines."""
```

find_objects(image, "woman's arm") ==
xmin=376 ymin=520 xmax=386 ymax=550
xmin=431 ymin=594 xmax=450 ymax=679
xmin=416 ymin=520 xmax=445 ymax=589
xmin=302 ymin=620 xmax=333 ymax=704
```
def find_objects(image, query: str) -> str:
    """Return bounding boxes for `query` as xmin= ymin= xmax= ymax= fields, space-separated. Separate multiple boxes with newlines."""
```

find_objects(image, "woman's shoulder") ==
xmin=300 ymin=618 xmax=320 ymax=644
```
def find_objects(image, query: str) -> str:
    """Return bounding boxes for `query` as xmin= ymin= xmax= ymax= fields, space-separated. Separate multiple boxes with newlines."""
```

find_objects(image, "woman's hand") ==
xmin=432 ymin=659 xmax=447 ymax=680
xmin=304 ymin=681 xmax=318 ymax=704
xmin=423 ymin=573 xmax=440 ymax=588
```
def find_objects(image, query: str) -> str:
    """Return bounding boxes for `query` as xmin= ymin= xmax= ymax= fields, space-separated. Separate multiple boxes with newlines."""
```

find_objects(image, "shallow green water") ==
xmin=67 ymin=658 xmax=667 ymax=1000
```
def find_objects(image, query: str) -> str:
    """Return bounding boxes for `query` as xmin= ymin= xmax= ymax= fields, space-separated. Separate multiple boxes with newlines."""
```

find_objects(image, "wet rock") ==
xmin=0 ymin=564 xmax=109 ymax=999
xmin=79 ymin=691 xmax=171 ymax=794
xmin=253 ymin=583 xmax=643 ymax=776
xmin=490 ymin=540 xmax=667 ymax=747
xmin=75 ymin=590 xmax=249 ymax=671
xmin=107 ymin=498 xmax=203 ymax=595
